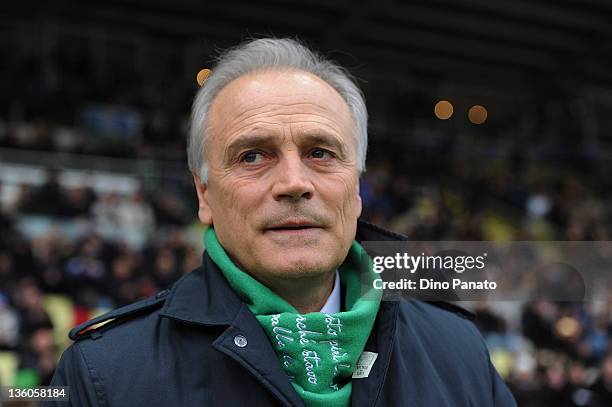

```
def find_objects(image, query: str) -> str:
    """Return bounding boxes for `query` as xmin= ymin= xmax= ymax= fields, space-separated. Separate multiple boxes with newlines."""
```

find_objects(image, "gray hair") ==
xmin=188 ymin=37 xmax=368 ymax=183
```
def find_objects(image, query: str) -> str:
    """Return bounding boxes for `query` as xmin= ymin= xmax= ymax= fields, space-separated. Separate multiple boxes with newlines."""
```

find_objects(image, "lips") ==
xmin=265 ymin=220 xmax=322 ymax=233
xmin=267 ymin=222 xmax=318 ymax=231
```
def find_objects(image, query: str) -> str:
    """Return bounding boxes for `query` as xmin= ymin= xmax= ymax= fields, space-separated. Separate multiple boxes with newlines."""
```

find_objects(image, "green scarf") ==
xmin=204 ymin=228 xmax=381 ymax=407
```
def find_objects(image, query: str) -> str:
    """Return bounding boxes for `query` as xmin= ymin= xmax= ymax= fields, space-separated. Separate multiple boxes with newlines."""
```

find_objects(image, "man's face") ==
xmin=193 ymin=69 xmax=362 ymax=284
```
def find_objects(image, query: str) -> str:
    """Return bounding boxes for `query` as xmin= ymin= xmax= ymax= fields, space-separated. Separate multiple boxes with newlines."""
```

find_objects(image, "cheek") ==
xmin=318 ymin=173 xmax=361 ymax=220
xmin=212 ymin=178 xmax=261 ymax=225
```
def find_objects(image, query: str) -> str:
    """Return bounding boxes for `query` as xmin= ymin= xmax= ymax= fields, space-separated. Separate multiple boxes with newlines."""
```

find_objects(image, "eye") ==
xmin=241 ymin=151 xmax=265 ymax=164
xmin=310 ymin=148 xmax=333 ymax=160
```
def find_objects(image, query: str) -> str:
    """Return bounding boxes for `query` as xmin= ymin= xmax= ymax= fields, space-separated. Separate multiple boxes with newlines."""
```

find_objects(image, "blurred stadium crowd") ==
xmin=1 ymin=119 xmax=612 ymax=405
xmin=2 ymin=30 xmax=612 ymax=405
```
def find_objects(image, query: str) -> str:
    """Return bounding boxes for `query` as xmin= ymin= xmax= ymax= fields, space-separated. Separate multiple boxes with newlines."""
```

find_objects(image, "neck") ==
xmin=258 ymin=271 xmax=336 ymax=314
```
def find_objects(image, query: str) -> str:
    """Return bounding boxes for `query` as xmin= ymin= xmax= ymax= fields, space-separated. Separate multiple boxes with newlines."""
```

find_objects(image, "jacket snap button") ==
xmin=156 ymin=289 xmax=169 ymax=299
xmin=234 ymin=335 xmax=248 ymax=348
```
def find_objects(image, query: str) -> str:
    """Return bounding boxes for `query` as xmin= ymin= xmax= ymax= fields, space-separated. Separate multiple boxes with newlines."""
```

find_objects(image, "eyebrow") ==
xmin=300 ymin=133 xmax=349 ymax=157
xmin=224 ymin=131 xmax=349 ymax=161
xmin=224 ymin=134 xmax=278 ymax=162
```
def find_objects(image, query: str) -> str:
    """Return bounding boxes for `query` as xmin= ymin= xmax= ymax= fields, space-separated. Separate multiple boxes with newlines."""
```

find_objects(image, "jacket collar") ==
xmin=158 ymin=251 xmax=242 ymax=325
xmin=159 ymin=219 xmax=407 ymax=326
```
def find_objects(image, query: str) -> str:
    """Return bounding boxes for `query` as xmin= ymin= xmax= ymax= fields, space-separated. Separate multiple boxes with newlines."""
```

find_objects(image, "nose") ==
xmin=271 ymin=153 xmax=315 ymax=202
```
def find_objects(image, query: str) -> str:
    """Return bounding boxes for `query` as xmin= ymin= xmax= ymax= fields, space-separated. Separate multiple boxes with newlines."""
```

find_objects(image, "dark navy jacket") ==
xmin=48 ymin=221 xmax=517 ymax=406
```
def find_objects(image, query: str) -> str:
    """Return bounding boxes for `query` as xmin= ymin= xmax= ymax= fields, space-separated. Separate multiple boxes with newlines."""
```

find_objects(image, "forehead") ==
xmin=207 ymin=69 xmax=354 ymax=144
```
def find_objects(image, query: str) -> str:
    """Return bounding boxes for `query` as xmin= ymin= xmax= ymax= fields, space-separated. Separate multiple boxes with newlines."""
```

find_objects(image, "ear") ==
xmin=192 ymin=173 xmax=213 ymax=226
xmin=355 ymin=178 xmax=362 ymax=219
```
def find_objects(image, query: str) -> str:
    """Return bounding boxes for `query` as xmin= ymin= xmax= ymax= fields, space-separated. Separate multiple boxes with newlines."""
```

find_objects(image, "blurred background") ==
xmin=1 ymin=1 xmax=612 ymax=405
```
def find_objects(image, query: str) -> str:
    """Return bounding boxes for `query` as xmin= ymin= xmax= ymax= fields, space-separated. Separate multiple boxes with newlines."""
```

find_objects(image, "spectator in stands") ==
xmin=589 ymin=353 xmax=612 ymax=406
xmin=0 ymin=292 xmax=20 ymax=350
xmin=18 ymin=169 xmax=66 ymax=216
xmin=13 ymin=279 xmax=53 ymax=338
xmin=116 ymin=188 xmax=155 ymax=249
xmin=16 ymin=326 xmax=57 ymax=386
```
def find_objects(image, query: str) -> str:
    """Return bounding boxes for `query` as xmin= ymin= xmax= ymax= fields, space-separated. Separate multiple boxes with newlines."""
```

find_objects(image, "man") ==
xmin=48 ymin=38 xmax=516 ymax=406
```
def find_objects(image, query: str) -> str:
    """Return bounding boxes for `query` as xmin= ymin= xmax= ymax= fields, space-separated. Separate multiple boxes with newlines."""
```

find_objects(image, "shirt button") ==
xmin=234 ymin=334 xmax=248 ymax=348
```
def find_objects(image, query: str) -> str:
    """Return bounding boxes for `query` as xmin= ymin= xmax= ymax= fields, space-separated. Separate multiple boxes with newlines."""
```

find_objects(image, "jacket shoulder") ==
xmin=424 ymin=301 xmax=475 ymax=321
xmin=397 ymin=299 xmax=486 ymax=366
xmin=398 ymin=299 xmax=480 ymax=344
xmin=400 ymin=299 xmax=476 ymax=325
xmin=69 ymin=288 xmax=171 ymax=341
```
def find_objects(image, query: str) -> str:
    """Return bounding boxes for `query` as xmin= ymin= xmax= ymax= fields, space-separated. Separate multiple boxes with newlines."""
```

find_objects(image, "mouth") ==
xmin=265 ymin=221 xmax=322 ymax=235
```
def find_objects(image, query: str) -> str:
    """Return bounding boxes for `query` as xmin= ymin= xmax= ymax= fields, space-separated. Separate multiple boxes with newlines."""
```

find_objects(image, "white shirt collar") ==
xmin=319 ymin=270 xmax=341 ymax=314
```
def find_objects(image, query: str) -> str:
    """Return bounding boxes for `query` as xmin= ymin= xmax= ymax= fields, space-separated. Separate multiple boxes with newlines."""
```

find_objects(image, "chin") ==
xmin=264 ymin=256 xmax=336 ymax=279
